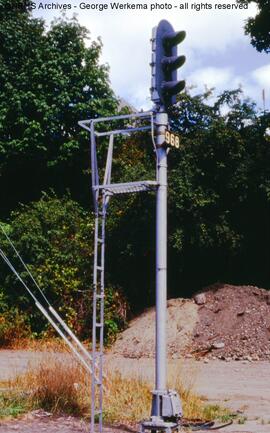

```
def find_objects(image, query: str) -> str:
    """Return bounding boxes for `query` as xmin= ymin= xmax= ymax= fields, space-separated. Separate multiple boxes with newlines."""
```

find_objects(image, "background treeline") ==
xmin=0 ymin=1 xmax=269 ymax=344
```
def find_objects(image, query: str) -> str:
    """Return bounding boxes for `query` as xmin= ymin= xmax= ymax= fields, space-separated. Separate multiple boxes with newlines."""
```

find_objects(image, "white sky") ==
xmin=34 ymin=0 xmax=270 ymax=110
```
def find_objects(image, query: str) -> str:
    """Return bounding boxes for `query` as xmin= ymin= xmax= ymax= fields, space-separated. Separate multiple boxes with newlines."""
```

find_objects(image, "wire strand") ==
xmin=0 ymin=247 xmax=39 ymax=304
xmin=0 ymin=224 xmax=50 ymax=305
xmin=0 ymin=245 xmax=99 ymax=379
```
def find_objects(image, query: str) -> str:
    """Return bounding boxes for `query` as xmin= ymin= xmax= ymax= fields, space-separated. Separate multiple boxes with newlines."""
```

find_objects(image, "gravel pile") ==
xmin=111 ymin=298 xmax=198 ymax=358
xmin=191 ymin=284 xmax=270 ymax=361
xmin=111 ymin=283 xmax=270 ymax=361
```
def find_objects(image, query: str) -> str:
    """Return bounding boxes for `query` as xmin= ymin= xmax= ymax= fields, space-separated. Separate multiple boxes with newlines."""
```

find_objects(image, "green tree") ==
xmin=0 ymin=0 xmax=118 ymax=216
xmin=239 ymin=0 xmax=270 ymax=52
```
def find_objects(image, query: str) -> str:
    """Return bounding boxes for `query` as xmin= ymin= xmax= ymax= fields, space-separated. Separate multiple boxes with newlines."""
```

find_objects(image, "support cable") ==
xmin=0 ymin=243 xmax=100 ymax=378
xmin=0 ymin=224 xmax=107 ymax=382
xmin=0 ymin=224 xmax=50 ymax=305
xmin=151 ymin=113 xmax=157 ymax=153
xmin=0 ymin=247 xmax=39 ymax=304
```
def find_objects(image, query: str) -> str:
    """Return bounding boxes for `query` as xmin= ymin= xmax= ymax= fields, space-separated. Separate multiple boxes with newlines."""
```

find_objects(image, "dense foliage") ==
xmin=168 ymin=91 xmax=270 ymax=293
xmin=239 ymin=0 xmax=270 ymax=52
xmin=106 ymin=91 xmax=270 ymax=307
xmin=0 ymin=195 xmax=127 ymax=343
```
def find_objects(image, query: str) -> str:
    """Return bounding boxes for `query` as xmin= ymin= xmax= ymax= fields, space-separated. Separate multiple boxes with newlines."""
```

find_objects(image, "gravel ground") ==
xmin=0 ymin=415 xmax=269 ymax=433
xmin=0 ymin=415 xmax=89 ymax=433
xmin=0 ymin=415 xmax=136 ymax=433
xmin=106 ymin=356 xmax=270 ymax=423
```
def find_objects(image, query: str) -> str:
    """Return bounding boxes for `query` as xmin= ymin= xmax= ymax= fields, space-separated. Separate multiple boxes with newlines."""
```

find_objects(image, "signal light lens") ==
xmin=162 ymin=80 xmax=186 ymax=96
xmin=162 ymin=55 xmax=186 ymax=72
xmin=163 ymin=31 xmax=186 ymax=50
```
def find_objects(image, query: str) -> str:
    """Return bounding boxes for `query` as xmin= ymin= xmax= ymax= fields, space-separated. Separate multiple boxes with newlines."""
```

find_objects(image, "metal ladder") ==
xmin=78 ymin=112 xmax=156 ymax=433
xmin=91 ymin=134 xmax=113 ymax=433
xmin=91 ymin=192 xmax=107 ymax=433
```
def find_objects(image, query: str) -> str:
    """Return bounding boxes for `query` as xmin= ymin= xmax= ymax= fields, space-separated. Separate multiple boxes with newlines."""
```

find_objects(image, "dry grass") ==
xmin=3 ymin=354 xmax=229 ymax=424
xmin=10 ymin=356 xmax=90 ymax=415
xmin=5 ymin=337 xmax=72 ymax=352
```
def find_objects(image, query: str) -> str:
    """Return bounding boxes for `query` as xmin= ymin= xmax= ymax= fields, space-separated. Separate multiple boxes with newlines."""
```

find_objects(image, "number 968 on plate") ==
xmin=164 ymin=130 xmax=181 ymax=149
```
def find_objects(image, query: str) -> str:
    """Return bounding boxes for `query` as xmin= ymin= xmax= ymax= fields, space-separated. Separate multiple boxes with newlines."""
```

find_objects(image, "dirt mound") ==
xmin=191 ymin=283 xmax=270 ymax=361
xmin=111 ymin=284 xmax=270 ymax=361
xmin=111 ymin=298 xmax=198 ymax=358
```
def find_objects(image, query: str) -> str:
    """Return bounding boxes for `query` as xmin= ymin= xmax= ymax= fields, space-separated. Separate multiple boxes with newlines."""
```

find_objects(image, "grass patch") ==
xmin=0 ymin=391 xmax=28 ymax=419
xmin=201 ymin=403 xmax=232 ymax=422
xmin=1 ymin=354 xmax=231 ymax=424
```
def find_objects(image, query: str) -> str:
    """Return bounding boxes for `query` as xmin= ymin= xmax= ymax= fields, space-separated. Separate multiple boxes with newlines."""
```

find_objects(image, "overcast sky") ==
xmin=34 ymin=0 xmax=270 ymax=110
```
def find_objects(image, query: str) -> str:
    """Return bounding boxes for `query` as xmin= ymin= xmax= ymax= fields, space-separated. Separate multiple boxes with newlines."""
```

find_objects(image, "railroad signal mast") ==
xmin=141 ymin=20 xmax=186 ymax=433
xmin=79 ymin=19 xmax=186 ymax=433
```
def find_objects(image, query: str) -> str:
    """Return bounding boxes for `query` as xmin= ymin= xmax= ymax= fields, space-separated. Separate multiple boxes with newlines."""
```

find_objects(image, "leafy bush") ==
xmin=0 ymin=307 xmax=31 ymax=346
xmin=104 ymin=286 xmax=128 ymax=344
xmin=0 ymin=193 xmax=127 ymax=344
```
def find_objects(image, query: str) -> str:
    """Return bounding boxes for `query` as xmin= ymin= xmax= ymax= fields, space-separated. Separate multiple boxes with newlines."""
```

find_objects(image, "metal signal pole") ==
xmin=155 ymin=109 xmax=168 ymax=395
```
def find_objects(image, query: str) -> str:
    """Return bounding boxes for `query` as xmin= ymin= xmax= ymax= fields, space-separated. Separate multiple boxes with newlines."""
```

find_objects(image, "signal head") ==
xmin=151 ymin=20 xmax=186 ymax=108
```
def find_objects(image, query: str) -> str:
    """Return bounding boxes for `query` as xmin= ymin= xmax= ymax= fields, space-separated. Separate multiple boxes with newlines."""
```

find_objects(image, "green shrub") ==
xmin=0 ymin=307 xmax=31 ymax=346
xmin=0 ymin=193 xmax=127 ymax=344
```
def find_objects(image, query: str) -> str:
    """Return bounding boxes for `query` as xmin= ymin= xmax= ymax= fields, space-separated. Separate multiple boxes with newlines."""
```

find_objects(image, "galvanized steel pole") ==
xmin=155 ymin=109 xmax=168 ymax=393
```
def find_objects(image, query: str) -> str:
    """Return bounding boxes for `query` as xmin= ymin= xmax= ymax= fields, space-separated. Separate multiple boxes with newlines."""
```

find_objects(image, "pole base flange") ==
xmin=140 ymin=418 xmax=182 ymax=433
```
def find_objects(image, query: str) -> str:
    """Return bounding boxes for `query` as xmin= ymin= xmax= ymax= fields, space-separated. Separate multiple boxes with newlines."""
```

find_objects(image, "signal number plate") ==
xmin=165 ymin=130 xmax=181 ymax=149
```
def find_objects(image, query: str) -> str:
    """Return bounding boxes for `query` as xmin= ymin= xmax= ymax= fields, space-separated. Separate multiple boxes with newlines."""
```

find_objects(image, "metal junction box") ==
xmin=161 ymin=390 xmax=182 ymax=418
xmin=151 ymin=389 xmax=182 ymax=419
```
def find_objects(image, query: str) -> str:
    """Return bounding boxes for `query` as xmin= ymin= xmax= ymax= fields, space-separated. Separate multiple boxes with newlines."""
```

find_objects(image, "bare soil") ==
xmin=0 ymin=413 xmax=89 ymax=433
xmin=0 ymin=413 xmax=132 ymax=433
